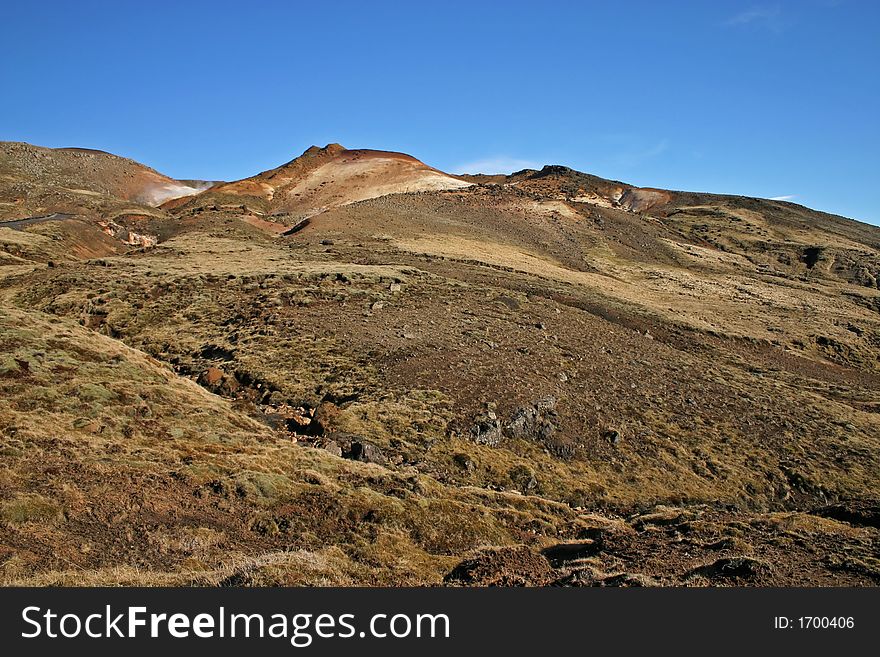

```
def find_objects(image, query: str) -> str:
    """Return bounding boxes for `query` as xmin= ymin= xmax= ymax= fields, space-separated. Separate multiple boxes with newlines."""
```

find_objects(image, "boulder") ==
xmin=309 ymin=401 xmax=339 ymax=436
xmin=200 ymin=366 xmax=224 ymax=387
xmin=197 ymin=366 xmax=241 ymax=396
xmin=604 ymin=428 xmax=622 ymax=445
xmin=508 ymin=464 xmax=537 ymax=493
xmin=505 ymin=397 xmax=559 ymax=442
xmin=470 ymin=412 xmax=502 ymax=446
xmin=329 ymin=433 xmax=388 ymax=464
xmin=347 ymin=440 xmax=386 ymax=464
xmin=316 ymin=439 xmax=343 ymax=458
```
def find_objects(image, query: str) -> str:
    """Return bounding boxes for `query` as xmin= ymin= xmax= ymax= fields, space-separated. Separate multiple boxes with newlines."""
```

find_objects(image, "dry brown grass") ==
xmin=1 ymin=153 xmax=878 ymax=586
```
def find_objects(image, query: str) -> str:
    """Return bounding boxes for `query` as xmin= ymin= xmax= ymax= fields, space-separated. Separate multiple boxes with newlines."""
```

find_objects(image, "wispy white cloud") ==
xmin=451 ymin=156 xmax=543 ymax=175
xmin=770 ymin=194 xmax=796 ymax=201
xmin=610 ymin=138 xmax=670 ymax=168
xmin=725 ymin=4 xmax=783 ymax=30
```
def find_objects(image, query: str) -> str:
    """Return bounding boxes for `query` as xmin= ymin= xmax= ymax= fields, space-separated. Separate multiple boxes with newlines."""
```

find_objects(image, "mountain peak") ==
xmin=302 ymin=143 xmax=346 ymax=158
xmin=197 ymin=143 xmax=469 ymax=218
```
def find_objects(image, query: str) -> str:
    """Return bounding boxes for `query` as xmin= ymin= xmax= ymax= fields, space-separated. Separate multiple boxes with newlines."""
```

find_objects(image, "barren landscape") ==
xmin=0 ymin=141 xmax=877 ymax=586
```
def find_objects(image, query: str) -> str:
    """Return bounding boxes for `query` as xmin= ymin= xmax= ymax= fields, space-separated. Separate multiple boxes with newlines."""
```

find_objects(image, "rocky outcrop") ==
xmin=469 ymin=403 xmax=503 ymax=445
xmin=319 ymin=432 xmax=388 ymax=465
xmin=504 ymin=397 xmax=559 ymax=442
xmin=468 ymin=397 xmax=560 ymax=447
xmin=98 ymin=219 xmax=157 ymax=247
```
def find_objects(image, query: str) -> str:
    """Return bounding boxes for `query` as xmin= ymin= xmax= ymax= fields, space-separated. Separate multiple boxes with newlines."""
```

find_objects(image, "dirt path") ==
xmin=1 ymin=212 xmax=76 ymax=229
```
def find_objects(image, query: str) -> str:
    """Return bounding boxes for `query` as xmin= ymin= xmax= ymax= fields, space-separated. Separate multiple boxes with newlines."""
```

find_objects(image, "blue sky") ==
xmin=1 ymin=1 xmax=878 ymax=224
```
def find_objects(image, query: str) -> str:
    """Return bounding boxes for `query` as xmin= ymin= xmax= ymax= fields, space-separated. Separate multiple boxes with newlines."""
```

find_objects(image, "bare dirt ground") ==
xmin=0 ymin=143 xmax=877 ymax=586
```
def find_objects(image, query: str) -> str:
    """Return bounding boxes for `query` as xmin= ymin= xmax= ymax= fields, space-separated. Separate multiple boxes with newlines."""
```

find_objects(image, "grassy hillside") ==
xmin=1 ymin=146 xmax=878 ymax=586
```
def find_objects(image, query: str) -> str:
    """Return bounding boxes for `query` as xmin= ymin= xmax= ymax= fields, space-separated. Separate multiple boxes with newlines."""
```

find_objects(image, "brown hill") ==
xmin=0 ymin=142 xmax=218 ymax=263
xmin=1 ymin=141 xmax=878 ymax=587
xmin=0 ymin=141 xmax=210 ymax=220
xmin=175 ymin=143 xmax=471 ymax=222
